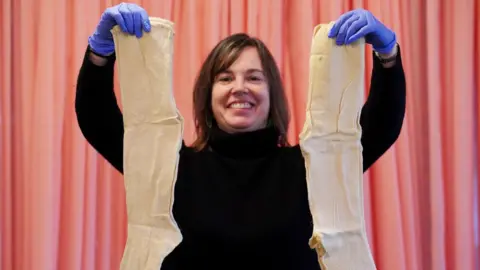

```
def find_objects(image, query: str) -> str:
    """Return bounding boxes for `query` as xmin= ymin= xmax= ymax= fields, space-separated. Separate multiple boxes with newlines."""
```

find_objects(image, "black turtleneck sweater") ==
xmin=75 ymin=45 xmax=406 ymax=270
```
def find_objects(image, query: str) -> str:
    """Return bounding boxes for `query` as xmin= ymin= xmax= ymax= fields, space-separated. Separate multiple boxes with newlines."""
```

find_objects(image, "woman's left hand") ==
xmin=328 ymin=9 xmax=396 ymax=54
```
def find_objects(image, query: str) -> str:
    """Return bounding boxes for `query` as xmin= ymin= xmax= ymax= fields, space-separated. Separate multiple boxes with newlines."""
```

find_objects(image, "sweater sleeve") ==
xmin=75 ymin=46 xmax=125 ymax=174
xmin=360 ymin=44 xmax=407 ymax=172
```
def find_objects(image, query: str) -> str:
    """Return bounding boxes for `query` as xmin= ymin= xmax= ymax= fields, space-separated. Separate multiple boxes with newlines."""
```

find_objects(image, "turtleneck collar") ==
xmin=207 ymin=125 xmax=280 ymax=159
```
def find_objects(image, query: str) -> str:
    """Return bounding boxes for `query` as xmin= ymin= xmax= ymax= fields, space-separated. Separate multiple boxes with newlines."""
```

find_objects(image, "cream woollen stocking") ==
xmin=299 ymin=22 xmax=376 ymax=270
xmin=111 ymin=18 xmax=183 ymax=270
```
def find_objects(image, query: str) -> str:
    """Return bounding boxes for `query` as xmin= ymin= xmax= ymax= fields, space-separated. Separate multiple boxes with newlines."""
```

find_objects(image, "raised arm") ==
xmin=75 ymin=3 xmax=155 ymax=174
xmin=360 ymin=45 xmax=406 ymax=171
xmin=75 ymin=48 xmax=125 ymax=173
xmin=327 ymin=9 xmax=407 ymax=172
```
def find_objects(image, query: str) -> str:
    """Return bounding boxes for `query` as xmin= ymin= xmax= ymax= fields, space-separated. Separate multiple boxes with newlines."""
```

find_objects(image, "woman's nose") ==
xmin=231 ymin=77 xmax=247 ymax=94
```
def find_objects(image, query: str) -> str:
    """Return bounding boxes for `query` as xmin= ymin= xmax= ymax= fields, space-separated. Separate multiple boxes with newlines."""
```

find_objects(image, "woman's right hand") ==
xmin=88 ymin=3 xmax=151 ymax=56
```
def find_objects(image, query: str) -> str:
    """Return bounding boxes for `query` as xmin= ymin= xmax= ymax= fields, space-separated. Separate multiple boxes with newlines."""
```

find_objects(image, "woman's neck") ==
xmin=207 ymin=125 xmax=280 ymax=159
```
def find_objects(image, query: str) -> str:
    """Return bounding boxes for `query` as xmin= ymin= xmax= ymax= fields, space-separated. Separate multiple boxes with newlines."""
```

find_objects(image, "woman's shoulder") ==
xmin=178 ymin=141 xmax=211 ymax=157
xmin=278 ymin=144 xmax=303 ymax=159
xmin=179 ymin=141 xmax=195 ymax=155
xmin=278 ymin=143 xmax=301 ymax=152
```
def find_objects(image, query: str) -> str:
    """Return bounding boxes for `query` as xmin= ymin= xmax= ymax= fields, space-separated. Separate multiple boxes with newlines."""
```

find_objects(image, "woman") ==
xmin=76 ymin=3 xmax=406 ymax=269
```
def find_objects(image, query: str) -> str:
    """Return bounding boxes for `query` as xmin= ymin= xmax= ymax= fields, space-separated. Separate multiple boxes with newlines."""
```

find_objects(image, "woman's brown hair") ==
xmin=191 ymin=33 xmax=290 ymax=150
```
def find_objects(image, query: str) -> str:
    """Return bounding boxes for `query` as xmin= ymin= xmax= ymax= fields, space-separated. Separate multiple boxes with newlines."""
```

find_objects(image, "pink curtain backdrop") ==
xmin=1 ymin=0 xmax=479 ymax=269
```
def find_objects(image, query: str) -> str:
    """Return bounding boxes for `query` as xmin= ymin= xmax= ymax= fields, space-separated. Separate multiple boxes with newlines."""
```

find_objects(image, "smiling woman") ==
xmin=191 ymin=33 xmax=290 ymax=149
xmin=212 ymin=47 xmax=270 ymax=132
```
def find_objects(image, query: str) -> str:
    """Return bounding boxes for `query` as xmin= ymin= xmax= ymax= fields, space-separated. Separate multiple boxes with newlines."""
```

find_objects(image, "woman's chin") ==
xmin=229 ymin=122 xmax=253 ymax=130
xmin=224 ymin=119 xmax=257 ymax=132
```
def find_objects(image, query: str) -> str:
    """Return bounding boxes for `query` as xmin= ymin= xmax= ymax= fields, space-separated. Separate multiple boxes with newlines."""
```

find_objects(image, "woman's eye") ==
xmin=219 ymin=77 xmax=232 ymax=82
xmin=249 ymin=76 xmax=262 ymax=81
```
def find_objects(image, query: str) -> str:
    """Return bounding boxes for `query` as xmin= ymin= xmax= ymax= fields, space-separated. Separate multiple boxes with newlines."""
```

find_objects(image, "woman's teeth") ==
xmin=230 ymin=102 xmax=252 ymax=109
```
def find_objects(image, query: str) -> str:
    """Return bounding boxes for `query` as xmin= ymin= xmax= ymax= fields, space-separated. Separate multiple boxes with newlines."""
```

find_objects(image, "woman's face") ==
xmin=211 ymin=47 xmax=270 ymax=133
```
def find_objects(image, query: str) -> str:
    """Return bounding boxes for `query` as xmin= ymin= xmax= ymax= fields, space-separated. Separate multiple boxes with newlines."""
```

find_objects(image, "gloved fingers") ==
xmin=133 ymin=11 xmax=143 ymax=38
xmin=366 ymin=12 xmax=380 ymax=31
xmin=336 ymin=15 xmax=360 ymax=45
xmin=127 ymin=5 xmax=150 ymax=37
xmin=346 ymin=24 xmax=372 ymax=44
xmin=108 ymin=6 xmax=128 ymax=33
xmin=119 ymin=4 xmax=134 ymax=35
xmin=140 ymin=10 xmax=151 ymax=32
xmin=345 ymin=17 xmax=368 ymax=44
xmin=328 ymin=11 xmax=355 ymax=38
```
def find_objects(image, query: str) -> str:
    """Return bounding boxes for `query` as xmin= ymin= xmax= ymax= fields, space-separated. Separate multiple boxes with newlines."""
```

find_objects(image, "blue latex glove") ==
xmin=328 ymin=9 xmax=396 ymax=54
xmin=88 ymin=3 xmax=151 ymax=56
